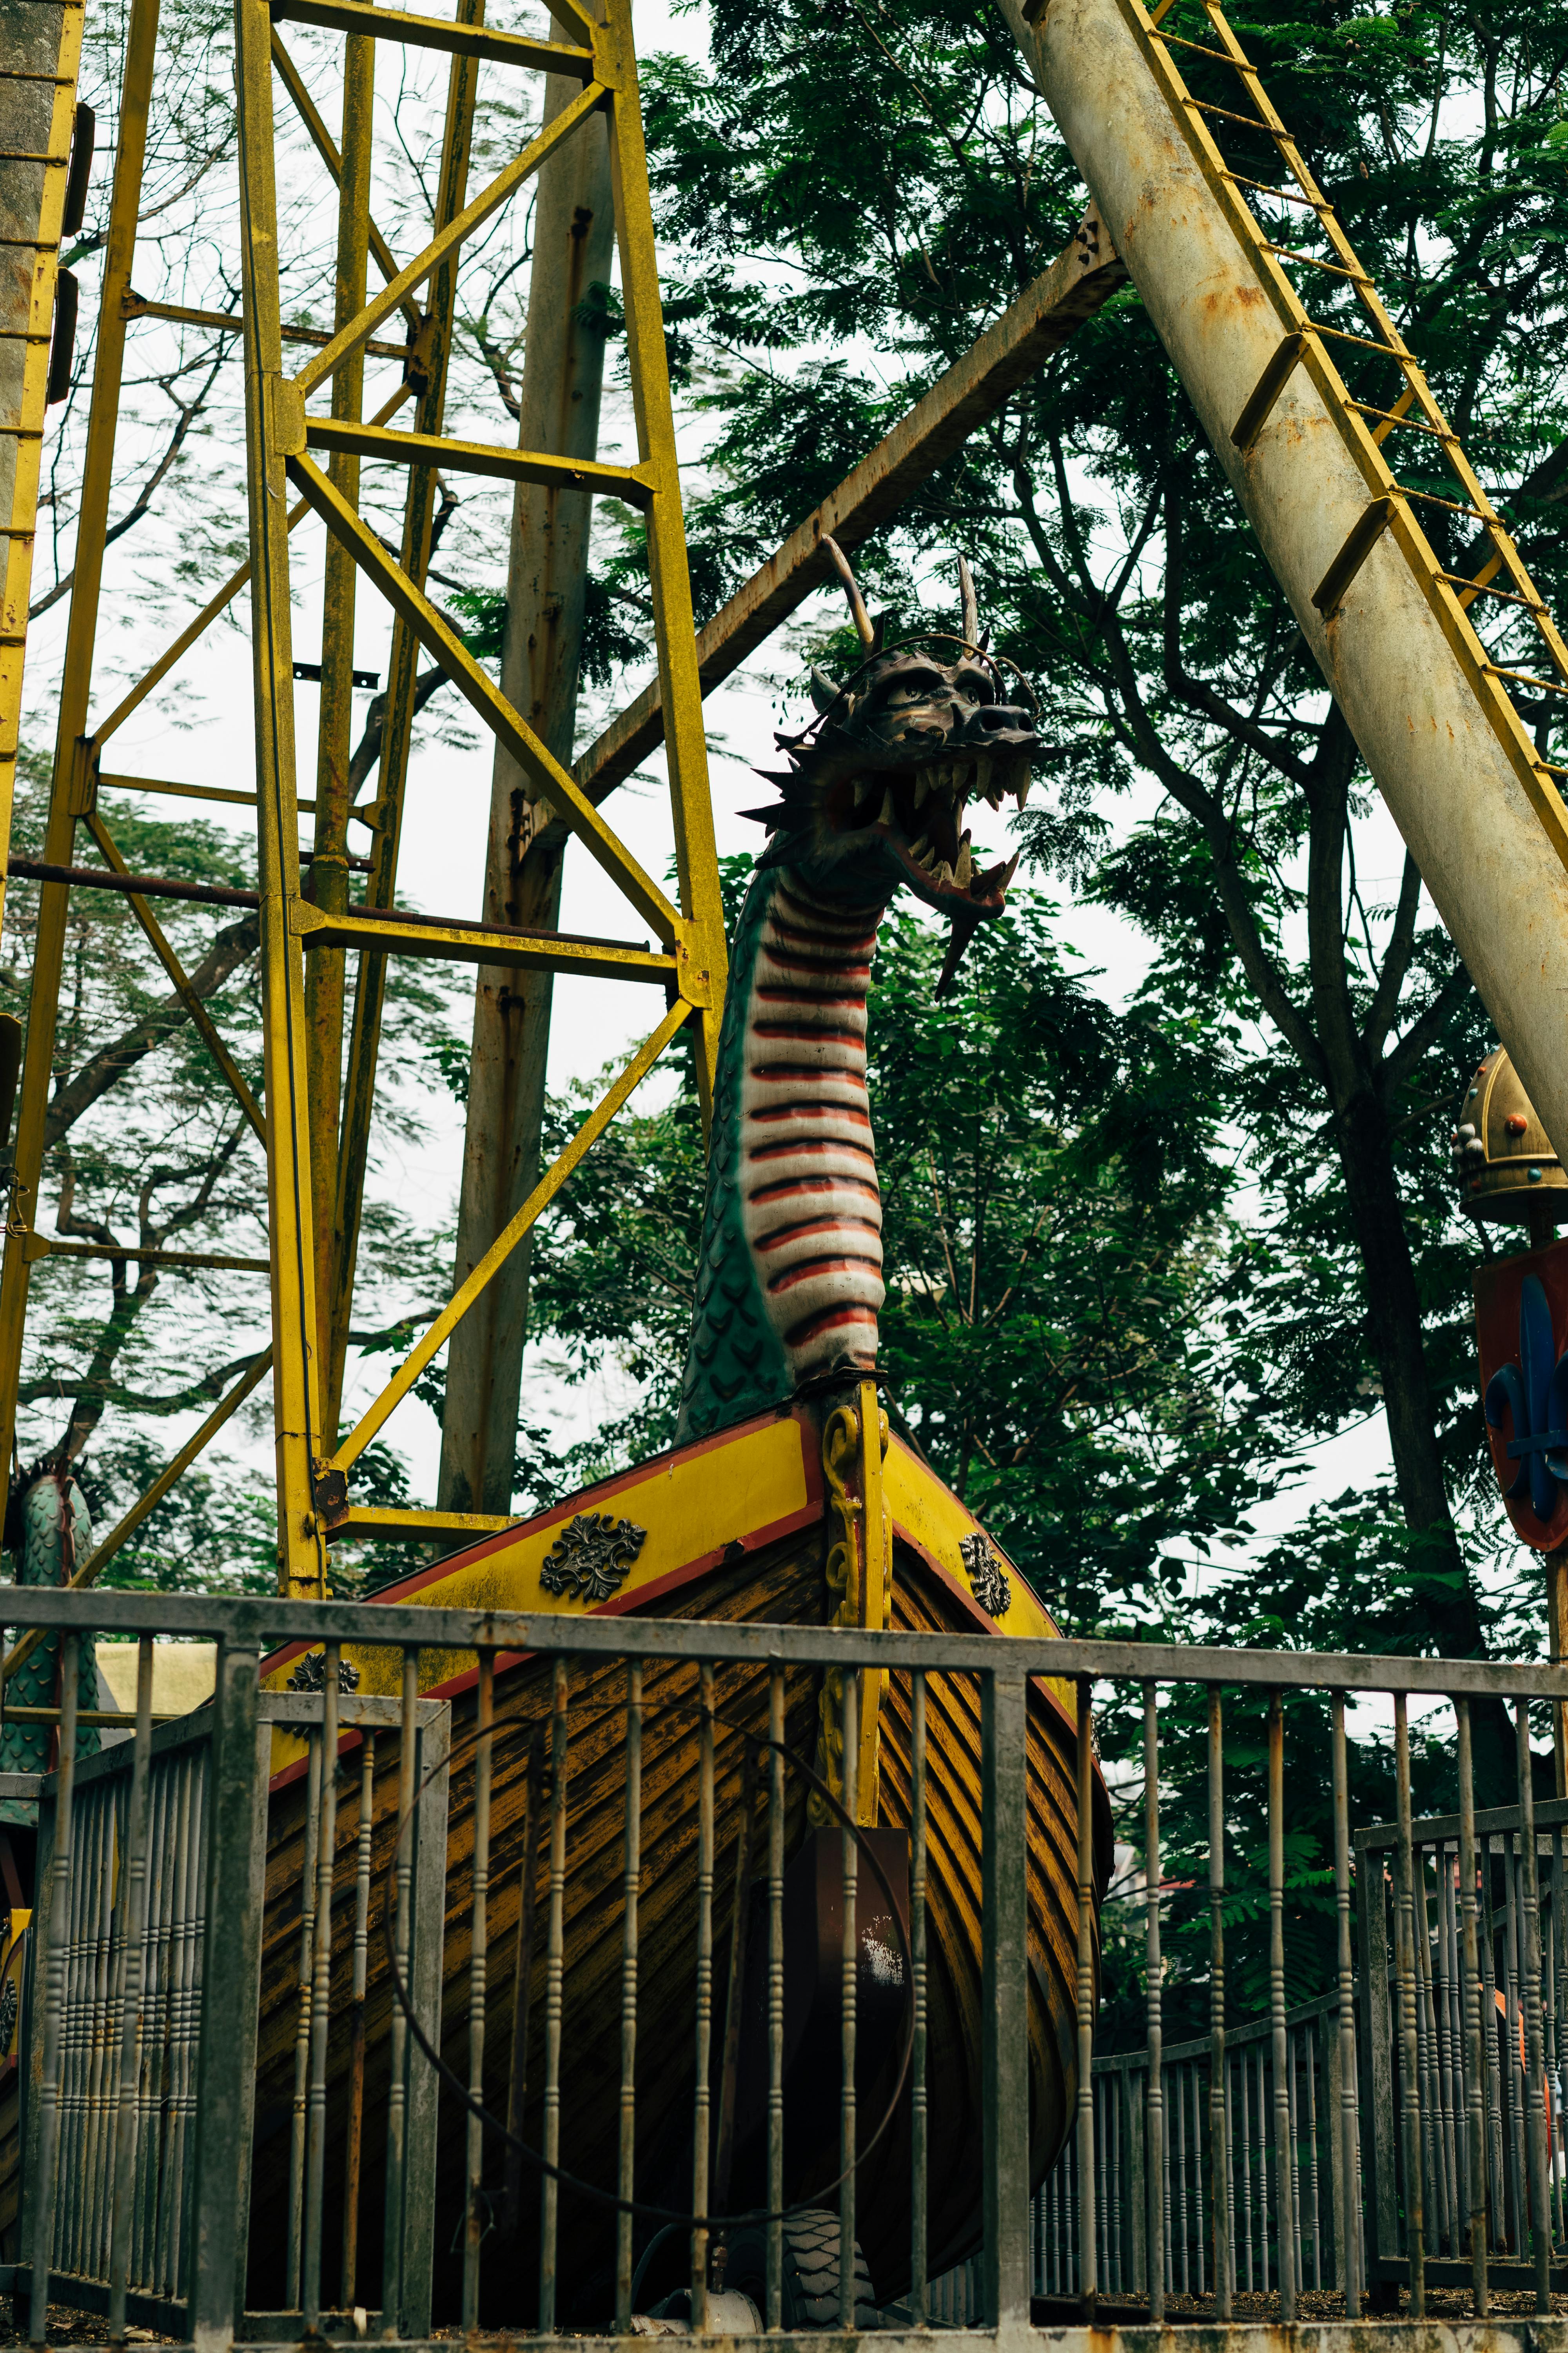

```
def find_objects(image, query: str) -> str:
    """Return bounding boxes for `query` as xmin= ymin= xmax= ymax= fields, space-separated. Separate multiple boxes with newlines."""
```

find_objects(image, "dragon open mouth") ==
xmin=742 ymin=542 xmax=1039 ymax=988
xmin=839 ymin=751 xmax=1031 ymax=902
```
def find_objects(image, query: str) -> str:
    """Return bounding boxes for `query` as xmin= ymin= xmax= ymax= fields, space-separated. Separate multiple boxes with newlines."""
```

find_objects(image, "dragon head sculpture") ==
xmin=742 ymin=538 xmax=1039 ymax=994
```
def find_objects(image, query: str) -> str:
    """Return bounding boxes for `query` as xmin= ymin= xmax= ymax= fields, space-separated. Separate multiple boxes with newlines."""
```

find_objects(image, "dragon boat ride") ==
xmin=245 ymin=549 xmax=1111 ymax=2327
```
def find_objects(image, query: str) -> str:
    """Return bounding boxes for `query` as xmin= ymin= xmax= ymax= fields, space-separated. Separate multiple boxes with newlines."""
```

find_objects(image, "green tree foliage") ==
xmin=581 ymin=0 xmax=1568 ymax=2008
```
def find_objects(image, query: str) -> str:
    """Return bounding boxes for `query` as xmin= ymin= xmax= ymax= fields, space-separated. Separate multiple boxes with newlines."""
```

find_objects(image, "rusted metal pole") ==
xmin=436 ymin=59 xmax=614 ymax=1523
xmin=1007 ymin=0 xmax=1568 ymax=1168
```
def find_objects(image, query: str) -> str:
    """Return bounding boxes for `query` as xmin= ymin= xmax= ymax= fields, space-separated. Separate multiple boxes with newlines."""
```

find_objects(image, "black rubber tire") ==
xmin=720 ymin=2210 xmax=878 ymax=2329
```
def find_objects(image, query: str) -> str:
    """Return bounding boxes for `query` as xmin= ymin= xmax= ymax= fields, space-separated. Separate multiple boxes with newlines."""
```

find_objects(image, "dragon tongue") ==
xmin=934 ymin=853 xmax=1020 ymax=999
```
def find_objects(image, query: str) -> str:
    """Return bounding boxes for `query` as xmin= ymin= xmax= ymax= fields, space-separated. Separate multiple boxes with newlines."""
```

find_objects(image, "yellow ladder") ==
xmin=1111 ymin=0 xmax=1568 ymax=869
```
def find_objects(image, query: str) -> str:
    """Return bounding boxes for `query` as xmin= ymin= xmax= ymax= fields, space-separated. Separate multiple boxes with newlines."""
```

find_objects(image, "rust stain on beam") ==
xmin=570 ymin=208 xmax=1127 ymax=811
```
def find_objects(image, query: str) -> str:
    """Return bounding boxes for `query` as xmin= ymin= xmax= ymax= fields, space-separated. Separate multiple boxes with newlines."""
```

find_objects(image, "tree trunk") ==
xmin=436 ymin=58 xmax=613 ymax=1519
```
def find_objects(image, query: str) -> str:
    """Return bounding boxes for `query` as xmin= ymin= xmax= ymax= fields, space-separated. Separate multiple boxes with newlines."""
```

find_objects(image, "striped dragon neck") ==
xmin=676 ymin=868 xmax=889 ymax=1441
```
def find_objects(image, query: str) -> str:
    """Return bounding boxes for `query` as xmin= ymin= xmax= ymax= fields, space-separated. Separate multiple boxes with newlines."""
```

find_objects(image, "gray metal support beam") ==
xmin=982 ymin=1662 xmax=1031 ymax=2329
xmin=185 ymin=1640 xmax=265 ymax=2353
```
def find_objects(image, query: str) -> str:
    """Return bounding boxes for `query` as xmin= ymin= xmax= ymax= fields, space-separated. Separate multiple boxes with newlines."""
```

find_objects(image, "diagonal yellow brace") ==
xmin=294 ymin=82 xmax=607 ymax=400
xmin=329 ymin=997 xmax=691 ymax=1474
xmin=0 ymin=1345 xmax=273 ymax=1687
xmin=285 ymin=449 xmax=681 ymax=941
xmin=84 ymin=809 xmax=267 ymax=1140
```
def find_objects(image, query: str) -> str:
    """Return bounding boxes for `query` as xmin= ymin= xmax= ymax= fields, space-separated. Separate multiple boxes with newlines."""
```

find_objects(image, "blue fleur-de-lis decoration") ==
xmin=1485 ymin=1274 xmax=1568 ymax=1522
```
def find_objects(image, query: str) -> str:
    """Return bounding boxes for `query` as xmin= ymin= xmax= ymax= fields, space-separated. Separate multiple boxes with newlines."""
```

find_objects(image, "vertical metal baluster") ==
xmin=1515 ymin=1698 xmax=1552 ymax=2315
xmin=1256 ymin=2044 xmax=1268 ymax=2297
xmin=1240 ymin=2041 xmax=1253 ymax=2292
xmin=1482 ymin=1829 xmax=1504 ymax=2249
xmin=1438 ymin=1849 xmax=1462 ymax=2247
xmin=1072 ymin=1675 xmax=1095 ymax=2317
xmin=1225 ymin=2052 xmax=1236 ymax=2299
xmin=1546 ymin=1858 xmax=1563 ymax=2250
xmin=1162 ymin=2063 xmax=1172 ymax=2296
xmin=1504 ymin=1836 xmax=1526 ymax=2251
xmin=82 ymin=1785 xmax=115 ymax=2275
xmin=69 ymin=1784 xmax=107 ymax=2275
xmin=1096 ymin=2077 xmax=1108 ymax=2286
xmin=1307 ymin=2020 xmax=1321 ymax=2288
xmin=765 ymin=1666 xmax=786 ymax=2331
xmin=613 ymin=1659 xmax=641 ymax=2334
xmin=1457 ymin=1713 xmax=1495 ymax=2315
xmin=31 ymin=1630 xmax=81 ymax=2345
xmin=465 ymin=1650 xmax=495 ymax=2333
xmin=691 ymin=1659 xmax=715 ymax=2332
xmin=56 ymin=1780 xmax=94 ymax=2279
xmin=381 ymin=1649 xmax=418 ymax=2336
xmin=132 ymin=1757 xmax=171 ymax=2291
xmin=1553 ymin=1825 xmax=1568 ymax=2253
xmin=539 ymin=1655 xmax=570 ymax=2334
xmin=1331 ymin=1693 xmax=1360 ymax=2316
xmin=1268 ymin=1692 xmax=1295 ymax=2320
xmin=176 ymin=1741 xmax=210 ymax=2302
xmin=156 ymin=1752 xmax=195 ymax=2298
xmin=909 ymin=1667 xmax=927 ymax=2331
xmin=1394 ymin=1690 xmax=1424 ymax=2315
xmin=1414 ymin=1851 xmax=1443 ymax=2252
xmin=1174 ymin=2057 xmax=1188 ymax=2295
xmin=287 ymin=1728 xmax=323 ymax=2313
xmin=1208 ymin=1688 xmax=1229 ymax=2317
xmin=1192 ymin=2063 xmax=1205 ymax=2298
xmin=305 ymin=1648 xmax=342 ymax=2330
xmin=342 ymin=1730 xmax=376 ymax=2308
xmin=1294 ymin=2033 xmax=1305 ymax=2295
xmin=839 ymin=1670 xmax=860 ymax=2329
xmin=107 ymin=1638 xmax=154 ymax=2335
xmin=1112 ymin=2069 xmax=1123 ymax=2290
xmin=1143 ymin=1680 xmax=1163 ymax=2324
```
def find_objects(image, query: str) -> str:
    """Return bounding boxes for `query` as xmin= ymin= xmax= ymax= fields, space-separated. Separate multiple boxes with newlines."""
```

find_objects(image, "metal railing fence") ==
xmin=1357 ymin=1793 xmax=1568 ymax=2299
xmin=0 ymin=1590 xmax=1559 ymax=2344
xmin=1034 ymin=1992 xmax=1353 ymax=2309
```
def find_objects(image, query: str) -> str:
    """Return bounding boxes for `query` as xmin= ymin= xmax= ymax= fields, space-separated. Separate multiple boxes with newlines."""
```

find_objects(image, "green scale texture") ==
xmin=676 ymin=866 xmax=792 ymax=1442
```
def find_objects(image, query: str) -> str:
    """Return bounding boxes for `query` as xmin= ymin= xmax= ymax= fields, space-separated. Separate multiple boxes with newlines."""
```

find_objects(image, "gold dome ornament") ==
xmin=1453 ymin=1047 xmax=1568 ymax=1243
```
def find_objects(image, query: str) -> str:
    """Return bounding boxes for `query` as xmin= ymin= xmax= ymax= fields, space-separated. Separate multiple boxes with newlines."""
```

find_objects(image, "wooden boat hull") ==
xmin=250 ymin=1405 xmax=1109 ymax=2324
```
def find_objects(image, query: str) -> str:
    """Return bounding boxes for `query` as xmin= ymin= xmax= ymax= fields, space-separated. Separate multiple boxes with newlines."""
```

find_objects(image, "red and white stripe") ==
xmin=741 ymin=879 xmax=887 ymax=1385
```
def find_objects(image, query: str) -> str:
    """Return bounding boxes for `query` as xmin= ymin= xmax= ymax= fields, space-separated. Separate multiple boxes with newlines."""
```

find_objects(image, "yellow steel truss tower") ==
xmin=0 ymin=0 xmax=727 ymax=1597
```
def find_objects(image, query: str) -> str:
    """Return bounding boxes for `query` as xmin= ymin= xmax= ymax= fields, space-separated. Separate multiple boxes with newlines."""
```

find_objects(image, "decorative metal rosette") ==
xmin=540 ymin=1511 xmax=647 ymax=1604
xmin=287 ymin=1648 xmax=362 ymax=1695
xmin=959 ymin=1529 xmax=1011 ymax=1620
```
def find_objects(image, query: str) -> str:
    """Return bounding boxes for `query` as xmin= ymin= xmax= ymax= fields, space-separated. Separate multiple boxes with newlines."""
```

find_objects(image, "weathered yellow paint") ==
xmin=264 ymin=1411 xmax=815 ymax=1764
xmin=883 ymin=1436 xmax=1077 ymax=1719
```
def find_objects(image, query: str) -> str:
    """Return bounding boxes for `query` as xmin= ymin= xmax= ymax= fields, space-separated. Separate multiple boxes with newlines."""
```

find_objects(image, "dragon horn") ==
xmin=822 ymin=535 xmax=875 ymax=652
xmin=958 ymin=554 xmax=979 ymax=649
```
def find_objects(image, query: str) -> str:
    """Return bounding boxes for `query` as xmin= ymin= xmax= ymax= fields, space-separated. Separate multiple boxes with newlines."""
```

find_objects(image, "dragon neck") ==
xmin=676 ymin=865 xmax=889 ymax=1443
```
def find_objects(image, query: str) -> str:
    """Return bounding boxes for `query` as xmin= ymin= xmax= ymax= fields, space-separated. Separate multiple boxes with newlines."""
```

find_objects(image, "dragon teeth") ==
xmin=914 ymin=769 xmax=933 ymax=807
xmin=878 ymin=786 xmax=896 ymax=826
xmin=956 ymin=840 xmax=973 ymax=888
